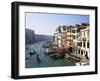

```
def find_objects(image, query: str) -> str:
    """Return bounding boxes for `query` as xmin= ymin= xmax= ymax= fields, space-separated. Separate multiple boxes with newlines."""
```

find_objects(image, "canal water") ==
xmin=25 ymin=41 xmax=75 ymax=68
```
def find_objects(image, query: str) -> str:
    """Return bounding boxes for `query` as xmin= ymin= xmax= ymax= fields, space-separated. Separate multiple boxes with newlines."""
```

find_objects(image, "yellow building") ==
xmin=66 ymin=26 xmax=73 ymax=47
xmin=72 ymin=26 xmax=79 ymax=54
xmin=76 ymin=23 xmax=89 ymax=65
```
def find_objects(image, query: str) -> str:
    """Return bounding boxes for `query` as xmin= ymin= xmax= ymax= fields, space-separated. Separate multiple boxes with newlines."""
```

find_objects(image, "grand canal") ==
xmin=25 ymin=41 xmax=75 ymax=68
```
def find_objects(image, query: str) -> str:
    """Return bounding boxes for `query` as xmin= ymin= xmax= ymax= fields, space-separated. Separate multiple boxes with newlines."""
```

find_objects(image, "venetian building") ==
xmin=53 ymin=26 xmax=68 ymax=48
xmin=66 ymin=26 xmax=73 ymax=47
xmin=76 ymin=23 xmax=89 ymax=65
xmin=72 ymin=25 xmax=79 ymax=54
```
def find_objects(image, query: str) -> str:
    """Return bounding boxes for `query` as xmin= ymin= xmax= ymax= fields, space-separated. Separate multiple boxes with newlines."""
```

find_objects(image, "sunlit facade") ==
xmin=76 ymin=23 xmax=89 ymax=65
xmin=54 ymin=26 xmax=68 ymax=48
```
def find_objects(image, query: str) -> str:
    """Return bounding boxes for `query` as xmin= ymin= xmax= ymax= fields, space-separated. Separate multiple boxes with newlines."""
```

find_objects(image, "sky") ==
xmin=25 ymin=12 xmax=89 ymax=35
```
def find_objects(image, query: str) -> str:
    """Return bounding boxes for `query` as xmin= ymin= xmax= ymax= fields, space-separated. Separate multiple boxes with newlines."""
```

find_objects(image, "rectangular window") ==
xmin=78 ymin=49 xmax=80 ymax=54
xmin=83 ymin=41 xmax=85 ymax=47
xmin=77 ymin=28 xmax=80 ymax=32
xmin=80 ymin=42 xmax=82 ymax=47
xmin=69 ymin=43 xmax=71 ymax=45
xmin=77 ymin=35 xmax=78 ymax=38
xmin=81 ymin=50 xmax=83 ymax=55
xmin=73 ymin=35 xmax=75 ymax=39
xmin=59 ymin=29 xmax=61 ymax=33
xmin=73 ymin=30 xmax=75 ymax=33
xmin=87 ymin=42 xmax=89 ymax=48
xmin=63 ymin=27 xmax=66 ymax=31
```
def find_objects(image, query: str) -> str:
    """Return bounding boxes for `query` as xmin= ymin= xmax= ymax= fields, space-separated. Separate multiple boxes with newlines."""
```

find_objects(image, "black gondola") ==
xmin=29 ymin=50 xmax=36 ymax=56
